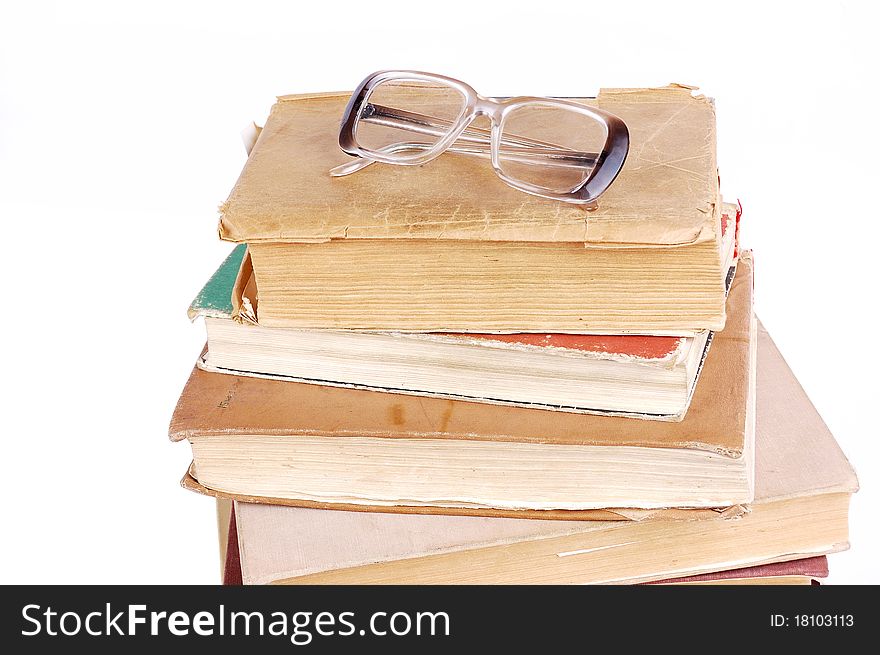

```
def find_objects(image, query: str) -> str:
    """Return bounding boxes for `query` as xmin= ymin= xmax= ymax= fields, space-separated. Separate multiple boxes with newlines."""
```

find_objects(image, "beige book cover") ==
xmin=233 ymin=323 xmax=857 ymax=584
xmin=219 ymin=85 xmax=718 ymax=247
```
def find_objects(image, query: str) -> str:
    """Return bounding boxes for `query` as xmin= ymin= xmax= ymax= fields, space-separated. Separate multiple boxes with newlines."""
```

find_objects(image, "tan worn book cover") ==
xmin=230 ymin=324 xmax=857 ymax=584
xmin=219 ymin=85 xmax=718 ymax=247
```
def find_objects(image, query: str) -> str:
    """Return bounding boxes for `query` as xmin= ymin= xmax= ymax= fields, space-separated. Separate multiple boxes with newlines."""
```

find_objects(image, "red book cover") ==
xmin=446 ymin=332 xmax=686 ymax=361
xmin=223 ymin=507 xmax=242 ymax=586
xmin=645 ymin=557 xmax=828 ymax=584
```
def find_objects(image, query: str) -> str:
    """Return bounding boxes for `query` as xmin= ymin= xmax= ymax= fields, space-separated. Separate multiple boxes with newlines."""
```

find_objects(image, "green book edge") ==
xmin=187 ymin=244 xmax=246 ymax=320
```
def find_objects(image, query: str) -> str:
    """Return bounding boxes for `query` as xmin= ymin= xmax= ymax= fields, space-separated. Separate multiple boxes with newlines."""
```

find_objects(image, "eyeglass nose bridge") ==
xmin=471 ymin=95 xmax=507 ymax=124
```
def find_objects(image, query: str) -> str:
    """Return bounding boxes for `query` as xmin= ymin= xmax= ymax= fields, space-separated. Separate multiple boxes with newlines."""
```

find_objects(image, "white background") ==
xmin=1 ymin=1 xmax=877 ymax=584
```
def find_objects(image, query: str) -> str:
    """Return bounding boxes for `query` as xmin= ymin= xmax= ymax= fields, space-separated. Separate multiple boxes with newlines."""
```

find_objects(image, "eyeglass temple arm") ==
xmin=330 ymin=104 xmax=600 ymax=177
xmin=330 ymin=141 xmax=592 ymax=176
xmin=366 ymin=104 xmax=599 ymax=161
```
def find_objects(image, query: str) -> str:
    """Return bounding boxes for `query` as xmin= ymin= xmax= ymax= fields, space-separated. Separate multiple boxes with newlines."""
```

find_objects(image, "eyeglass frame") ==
xmin=335 ymin=70 xmax=630 ymax=208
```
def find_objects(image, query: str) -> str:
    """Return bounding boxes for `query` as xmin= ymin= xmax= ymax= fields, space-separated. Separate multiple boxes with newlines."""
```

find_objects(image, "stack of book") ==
xmin=170 ymin=84 xmax=857 ymax=585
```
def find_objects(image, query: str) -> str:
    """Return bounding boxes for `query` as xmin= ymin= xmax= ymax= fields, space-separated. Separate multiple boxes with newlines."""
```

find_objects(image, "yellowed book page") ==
xmin=248 ymin=237 xmax=726 ymax=332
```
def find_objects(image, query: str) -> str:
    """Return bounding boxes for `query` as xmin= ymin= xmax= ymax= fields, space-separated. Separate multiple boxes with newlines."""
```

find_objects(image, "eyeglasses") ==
xmin=330 ymin=70 xmax=629 ymax=208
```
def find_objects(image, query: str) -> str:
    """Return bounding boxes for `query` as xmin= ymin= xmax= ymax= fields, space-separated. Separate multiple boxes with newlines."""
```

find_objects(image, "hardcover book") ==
xmin=217 ymin=84 xmax=734 ymax=334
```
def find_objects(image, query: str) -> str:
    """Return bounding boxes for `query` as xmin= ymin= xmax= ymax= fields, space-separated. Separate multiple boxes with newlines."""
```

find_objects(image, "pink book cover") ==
xmin=221 ymin=504 xmax=827 ymax=586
